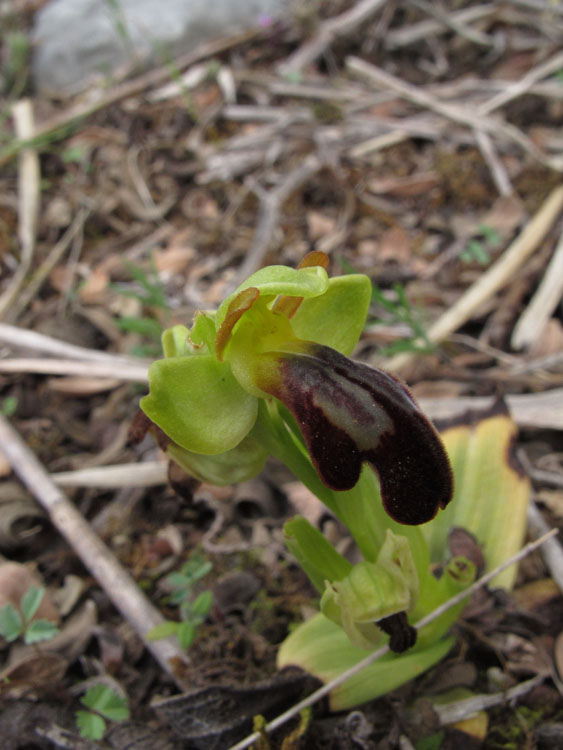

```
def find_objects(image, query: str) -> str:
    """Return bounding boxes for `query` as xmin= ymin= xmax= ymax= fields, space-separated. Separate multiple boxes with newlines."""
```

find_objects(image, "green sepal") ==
xmin=167 ymin=434 xmax=268 ymax=485
xmin=291 ymin=274 xmax=372 ymax=355
xmin=284 ymin=516 xmax=353 ymax=594
xmin=216 ymin=265 xmax=329 ymax=329
xmin=162 ymin=325 xmax=190 ymax=358
xmin=141 ymin=355 xmax=257 ymax=454
xmin=277 ymin=612 xmax=454 ymax=711
xmin=189 ymin=311 xmax=216 ymax=351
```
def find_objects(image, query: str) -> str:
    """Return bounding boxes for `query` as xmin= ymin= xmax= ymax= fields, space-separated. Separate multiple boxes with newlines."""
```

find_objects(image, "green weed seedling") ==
xmin=460 ymin=223 xmax=501 ymax=265
xmin=0 ymin=586 xmax=59 ymax=645
xmin=76 ymin=684 xmax=130 ymax=741
xmin=112 ymin=259 xmax=171 ymax=357
xmin=148 ymin=554 xmax=213 ymax=650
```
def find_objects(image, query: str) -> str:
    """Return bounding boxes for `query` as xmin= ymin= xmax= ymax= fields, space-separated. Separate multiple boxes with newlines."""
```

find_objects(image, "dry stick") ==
xmin=0 ymin=414 xmax=189 ymax=690
xmin=511 ymin=228 xmax=563 ymax=350
xmin=52 ymin=461 xmax=168 ymax=489
xmin=0 ymin=322 xmax=150 ymax=366
xmin=474 ymin=128 xmax=513 ymax=196
xmin=385 ymin=4 xmax=496 ymax=48
xmin=478 ymin=49 xmax=563 ymax=115
xmin=346 ymin=56 xmax=562 ymax=171
xmin=0 ymin=100 xmax=40 ymax=319
xmin=433 ymin=675 xmax=545 ymax=725
xmin=419 ymin=388 xmax=563 ymax=432
xmin=7 ymin=207 xmax=91 ymax=323
xmin=408 ymin=0 xmax=495 ymax=47
xmin=384 ymin=184 xmax=563 ymax=373
xmin=527 ymin=501 xmax=563 ymax=594
xmin=228 ymin=529 xmax=558 ymax=750
xmin=0 ymin=358 xmax=149 ymax=381
xmin=277 ymin=0 xmax=388 ymax=75
xmin=232 ymin=155 xmax=324 ymax=289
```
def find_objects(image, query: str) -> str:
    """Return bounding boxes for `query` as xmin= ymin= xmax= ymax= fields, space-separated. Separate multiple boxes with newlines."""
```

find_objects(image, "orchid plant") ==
xmin=138 ymin=252 xmax=529 ymax=708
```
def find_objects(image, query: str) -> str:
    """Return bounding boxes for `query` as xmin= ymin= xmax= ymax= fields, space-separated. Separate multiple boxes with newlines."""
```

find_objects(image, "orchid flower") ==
xmin=140 ymin=252 xmax=453 ymax=526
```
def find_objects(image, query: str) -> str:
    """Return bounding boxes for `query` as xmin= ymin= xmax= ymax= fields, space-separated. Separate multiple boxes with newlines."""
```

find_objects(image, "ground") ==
xmin=0 ymin=1 xmax=563 ymax=749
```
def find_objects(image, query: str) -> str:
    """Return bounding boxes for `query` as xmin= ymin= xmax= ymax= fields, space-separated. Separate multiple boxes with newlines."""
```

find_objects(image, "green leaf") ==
xmin=177 ymin=621 xmax=196 ymax=649
xmin=147 ymin=621 xmax=179 ymax=640
xmin=277 ymin=612 xmax=454 ymax=711
xmin=292 ymin=274 xmax=372 ymax=356
xmin=216 ymin=265 xmax=329 ymax=329
xmin=284 ymin=517 xmax=353 ymax=594
xmin=422 ymin=402 xmax=530 ymax=589
xmin=141 ymin=354 xmax=258 ymax=454
xmin=76 ymin=711 xmax=106 ymax=740
xmin=115 ymin=316 xmax=163 ymax=340
xmin=81 ymin=685 xmax=129 ymax=721
xmin=24 ymin=618 xmax=59 ymax=644
xmin=191 ymin=590 xmax=213 ymax=616
xmin=21 ymin=585 xmax=45 ymax=622
xmin=0 ymin=603 xmax=23 ymax=641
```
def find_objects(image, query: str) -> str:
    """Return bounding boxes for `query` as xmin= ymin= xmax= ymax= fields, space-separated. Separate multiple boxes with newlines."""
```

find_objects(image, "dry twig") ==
xmin=0 ymin=100 xmax=40 ymax=319
xmin=385 ymin=184 xmax=563 ymax=373
xmin=278 ymin=0 xmax=388 ymax=75
xmin=511 ymin=228 xmax=563 ymax=350
xmin=0 ymin=414 xmax=189 ymax=689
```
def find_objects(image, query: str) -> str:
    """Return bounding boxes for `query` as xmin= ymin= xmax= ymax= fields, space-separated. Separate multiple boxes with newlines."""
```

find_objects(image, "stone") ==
xmin=32 ymin=0 xmax=292 ymax=95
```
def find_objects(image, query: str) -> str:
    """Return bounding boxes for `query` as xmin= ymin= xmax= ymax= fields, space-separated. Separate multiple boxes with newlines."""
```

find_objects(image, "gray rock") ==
xmin=32 ymin=0 xmax=292 ymax=95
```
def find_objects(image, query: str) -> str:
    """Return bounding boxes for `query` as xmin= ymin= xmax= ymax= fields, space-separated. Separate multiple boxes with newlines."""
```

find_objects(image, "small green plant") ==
xmin=137 ymin=251 xmax=530 ymax=709
xmin=369 ymin=281 xmax=434 ymax=355
xmin=148 ymin=554 xmax=213 ymax=650
xmin=0 ymin=586 xmax=59 ymax=645
xmin=0 ymin=396 xmax=18 ymax=417
xmin=340 ymin=259 xmax=432 ymax=355
xmin=460 ymin=223 xmax=501 ymax=265
xmin=76 ymin=685 xmax=130 ymax=741
xmin=112 ymin=259 xmax=170 ymax=357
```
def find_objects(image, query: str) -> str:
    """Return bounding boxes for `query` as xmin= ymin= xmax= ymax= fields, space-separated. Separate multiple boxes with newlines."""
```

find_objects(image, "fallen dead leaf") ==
xmin=307 ymin=210 xmax=336 ymax=240
xmin=378 ymin=225 xmax=411 ymax=263
xmin=528 ymin=319 xmax=563 ymax=358
xmin=78 ymin=266 xmax=110 ymax=304
xmin=0 ymin=561 xmax=60 ymax=624
xmin=480 ymin=194 xmax=525 ymax=240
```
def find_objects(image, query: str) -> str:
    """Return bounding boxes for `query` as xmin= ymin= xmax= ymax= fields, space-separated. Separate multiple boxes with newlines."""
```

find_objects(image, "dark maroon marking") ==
xmin=261 ymin=343 xmax=453 ymax=526
xmin=378 ymin=611 xmax=417 ymax=653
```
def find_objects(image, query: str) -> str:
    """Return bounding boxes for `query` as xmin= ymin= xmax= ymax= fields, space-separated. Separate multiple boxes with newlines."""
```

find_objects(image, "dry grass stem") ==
xmin=386 ymin=185 xmax=563 ymax=372
xmin=277 ymin=0 xmax=388 ymax=75
xmin=511 ymin=229 xmax=563 ymax=350
xmin=0 ymin=414 xmax=189 ymax=689
xmin=0 ymin=99 xmax=40 ymax=319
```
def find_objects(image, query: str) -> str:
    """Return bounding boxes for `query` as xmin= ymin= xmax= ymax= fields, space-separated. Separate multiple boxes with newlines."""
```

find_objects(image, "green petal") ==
xmin=216 ymin=265 xmax=329 ymax=329
xmin=141 ymin=355 xmax=257 ymax=454
xmin=292 ymin=274 xmax=372 ymax=355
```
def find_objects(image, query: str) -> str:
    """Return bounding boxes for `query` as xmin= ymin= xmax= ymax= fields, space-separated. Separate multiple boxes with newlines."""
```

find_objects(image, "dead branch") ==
xmin=0 ymin=414 xmax=189 ymax=689
xmin=278 ymin=0 xmax=388 ymax=75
